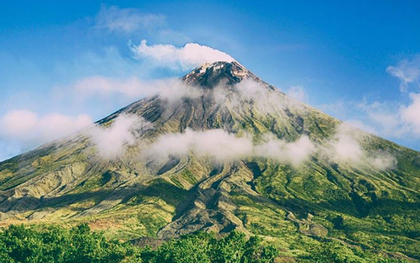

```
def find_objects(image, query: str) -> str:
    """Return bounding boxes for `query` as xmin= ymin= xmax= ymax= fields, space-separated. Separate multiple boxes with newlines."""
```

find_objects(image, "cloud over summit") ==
xmin=131 ymin=40 xmax=235 ymax=71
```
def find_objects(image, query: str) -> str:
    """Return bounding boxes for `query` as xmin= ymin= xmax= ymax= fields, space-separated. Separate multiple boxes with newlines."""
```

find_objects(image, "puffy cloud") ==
xmin=0 ymin=110 xmax=92 ymax=152
xmin=130 ymin=40 xmax=235 ymax=71
xmin=328 ymin=125 xmax=364 ymax=164
xmin=370 ymin=153 xmax=398 ymax=171
xmin=93 ymin=5 xmax=165 ymax=33
xmin=386 ymin=56 xmax=420 ymax=92
xmin=286 ymin=86 xmax=308 ymax=102
xmin=146 ymin=129 xmax=314 ymax=167
xmin=88 ymin=114 xmax=151 ymax=159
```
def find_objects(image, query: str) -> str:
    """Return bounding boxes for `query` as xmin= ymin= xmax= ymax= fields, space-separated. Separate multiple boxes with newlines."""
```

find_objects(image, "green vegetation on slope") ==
xmin=0 ymin=224 xmax=279 ymax=263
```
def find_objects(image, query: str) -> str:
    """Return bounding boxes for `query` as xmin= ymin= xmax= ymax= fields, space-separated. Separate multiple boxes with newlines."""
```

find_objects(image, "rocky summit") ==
xmin=1 ymin=61 xmax=420 ymax=261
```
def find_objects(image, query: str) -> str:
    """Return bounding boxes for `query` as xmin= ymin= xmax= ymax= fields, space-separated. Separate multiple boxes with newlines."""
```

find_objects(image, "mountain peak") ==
xmin=183 ymin=61 xmax=255 ymax=88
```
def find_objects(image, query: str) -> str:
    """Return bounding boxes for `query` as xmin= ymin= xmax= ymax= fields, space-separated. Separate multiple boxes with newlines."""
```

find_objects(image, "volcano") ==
xmin=1 ymin=61 xmax=420 ymax=260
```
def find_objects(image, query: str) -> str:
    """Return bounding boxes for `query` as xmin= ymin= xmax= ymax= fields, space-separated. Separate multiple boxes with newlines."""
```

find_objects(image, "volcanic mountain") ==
xmin=1 ymin=61 xmax=420 ymax=261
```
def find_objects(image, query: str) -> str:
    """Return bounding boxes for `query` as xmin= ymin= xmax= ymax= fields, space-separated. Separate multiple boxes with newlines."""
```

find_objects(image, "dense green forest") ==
xmin=0 ymin=224 xmax=279 ymax=263
xmin=0 ymin=224 xmax=412 ymax=263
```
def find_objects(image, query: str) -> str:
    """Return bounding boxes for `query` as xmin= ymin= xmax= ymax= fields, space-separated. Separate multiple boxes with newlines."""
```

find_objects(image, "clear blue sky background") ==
xmin=0 ymin=0 xmax=419 ymax=160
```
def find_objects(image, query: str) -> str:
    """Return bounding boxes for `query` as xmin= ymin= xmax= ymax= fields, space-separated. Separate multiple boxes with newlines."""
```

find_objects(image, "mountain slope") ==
xmin=1 ymin=61 xmax=420 ymax=261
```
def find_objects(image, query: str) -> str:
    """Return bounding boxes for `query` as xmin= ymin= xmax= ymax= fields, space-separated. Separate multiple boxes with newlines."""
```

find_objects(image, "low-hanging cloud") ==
xmin=146 ymin=128 xmax=315 ymax=167
xmin=88 ymin=114 xmax=152 ymax=159
xmin=255 ymin=135 xmax=315 ymax=167
xmin=0 ymin=110 xmax=92 ymax=154
xmin=323 ymin=124 xmax=397 ymax=170
xmin=130 ymin=40 xmax=235 ymax=71
xmin=147 ymin=129 xmax=253 ymax=162
xmin=220 ymin=78 xmax=307 ymax=114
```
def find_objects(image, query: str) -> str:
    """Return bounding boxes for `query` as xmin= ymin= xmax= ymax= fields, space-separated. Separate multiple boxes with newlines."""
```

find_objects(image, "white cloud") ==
xmin=0 ymin=110 xmax=92 ymax=154
xmin=146 ymin=129 xmax=253 ymax=163
xmin=145 ymin=125 xmax=396 ymax=170
xmin=88 ymin=114 xmax=152 ymax=159
xmin=353 ymin=94 xmax=420 ymax=139
xmin=356 ymin=101 xmax=404 ymax=137
xmin=255 ymin=135 xmax=315 ymax=167
xmin=146 ymin=128 xmax=314 ymax=167
xmin=219 ymin=78 xmax=306 ymax=115
xmin=328 ymin=125 xmax=365 ymax=164
xmin=286 ymin=86 xmax=308 ymax=102
xmin=323 ymin=124 xmax=396 ymax=170
xmin=400 ymin=92 xmax=420 ymax=134
xmin=371 ymin=153 xmax=397 ymax=171
xmin=130 ymin=40 xmax=235 ymax=71
xmin=386 ymin=56 xmax=420 ymax=92
xmin=94 ymin=4 xmax=165 ymax=33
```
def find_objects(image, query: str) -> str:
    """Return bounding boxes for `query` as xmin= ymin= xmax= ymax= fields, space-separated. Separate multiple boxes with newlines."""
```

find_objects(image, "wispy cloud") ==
xmin=286 ymin=85 xmax=308 ymax=102
xmin=321 ymin=124 xmax=396 ymax=170
xmin=386 ymin=55 xmax=420 ymax=92
xmin=318 ymin=54 xmax=420 ymax=147
xmin=130 ymin=40 xmax=235 ymax=71
xmin=93 ymin=4 xmax=166 ymax=34
xmin=343 ymin=119 xmax=376 ymax=134
xmin=401 ymin=92 xmax=420 ymax=134
xmin=71 ymin=76 xmax=200 ymax=103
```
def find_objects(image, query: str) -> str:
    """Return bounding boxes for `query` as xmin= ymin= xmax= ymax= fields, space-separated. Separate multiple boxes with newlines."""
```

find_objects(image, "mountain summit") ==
xmin=1 ymin=62 xmax=420 ymax=261
xmin=183 ymin=61 xmax=253 ymax=87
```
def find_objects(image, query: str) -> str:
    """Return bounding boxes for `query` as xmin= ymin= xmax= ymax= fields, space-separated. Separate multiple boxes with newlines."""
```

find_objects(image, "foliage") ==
xmin=0 ymin=224 xmax=279 ymax=263
xmin=0 ymin=223 xmax=138 ymax=263
xmin=141 ymin=231 xmax=278 ymax=263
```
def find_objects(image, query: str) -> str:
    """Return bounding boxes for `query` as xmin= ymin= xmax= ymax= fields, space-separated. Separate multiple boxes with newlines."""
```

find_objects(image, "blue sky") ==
xmin=0 ymin=0 xmax=419 ymax=160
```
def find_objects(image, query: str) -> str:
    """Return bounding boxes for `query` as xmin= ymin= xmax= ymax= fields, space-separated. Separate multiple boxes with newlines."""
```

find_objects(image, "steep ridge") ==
xmin=1 ymin=61 xmax=420 ymax=260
